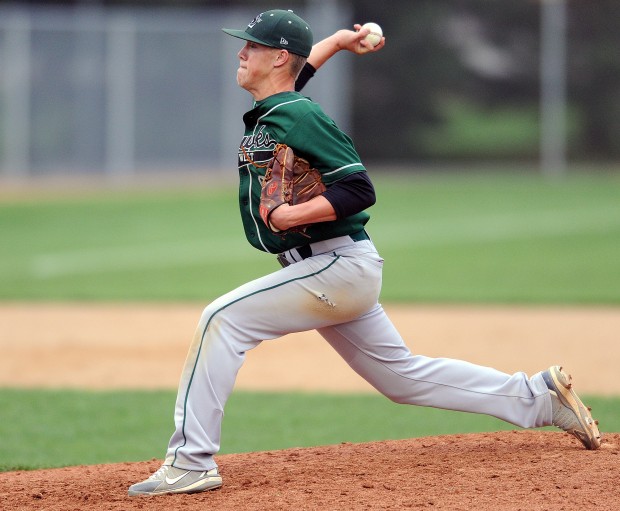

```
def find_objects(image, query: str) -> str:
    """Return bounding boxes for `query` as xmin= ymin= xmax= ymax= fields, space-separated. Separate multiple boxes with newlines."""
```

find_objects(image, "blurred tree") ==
xmin=568 ymin=0 xmax=620 ymax=158
xmin=459 ymin=0 xmax=620 ymax=160
xmin=448 ymin=0 xmax=540 ymax=104
xmin=351 ymin=0 xmax=463 ymax=162
xmin=350 ymin=0 xmax=543 ymax=162
xmin=34 ymin=0 xmax=620 ymax=161
xmin=351 ymin=0 xmax=620 ymax=162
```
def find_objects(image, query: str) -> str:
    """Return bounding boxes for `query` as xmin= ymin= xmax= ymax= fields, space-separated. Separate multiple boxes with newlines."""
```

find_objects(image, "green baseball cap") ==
xmin=222 ymin=9 xmax=313 ymax=58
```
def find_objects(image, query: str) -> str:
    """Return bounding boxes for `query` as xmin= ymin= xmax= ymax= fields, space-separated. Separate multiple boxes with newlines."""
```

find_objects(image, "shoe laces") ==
xmin=148 ymin=465 xmax=170 ymax=481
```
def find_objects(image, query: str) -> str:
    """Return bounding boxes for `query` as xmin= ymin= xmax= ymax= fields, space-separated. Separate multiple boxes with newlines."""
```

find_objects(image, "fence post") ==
xmin=2 ymin=9 xmax=31 ymax=179
xmin=105 ymin=12 xmax=136 ymax=181
xmin=540 ymin=0 xmax=567 ymax=179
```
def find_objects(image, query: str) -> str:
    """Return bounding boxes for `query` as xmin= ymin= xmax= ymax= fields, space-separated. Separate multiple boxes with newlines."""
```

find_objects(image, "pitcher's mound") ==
xmin=2 ymin=431 xmax=617 ymax=510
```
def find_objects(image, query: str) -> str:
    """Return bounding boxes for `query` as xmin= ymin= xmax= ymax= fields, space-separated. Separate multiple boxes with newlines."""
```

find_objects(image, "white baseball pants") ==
xmin=164 ymin=238 xmax=552 ymax=471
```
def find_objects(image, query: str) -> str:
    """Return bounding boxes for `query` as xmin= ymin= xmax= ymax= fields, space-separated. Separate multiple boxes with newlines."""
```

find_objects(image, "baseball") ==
xmin=362 ymin=22 xmax=383 ymax=47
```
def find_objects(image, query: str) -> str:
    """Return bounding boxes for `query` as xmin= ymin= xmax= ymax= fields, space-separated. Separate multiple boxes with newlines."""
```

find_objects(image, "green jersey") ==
xmin=238 ymin=91 xmax=370 ymax=254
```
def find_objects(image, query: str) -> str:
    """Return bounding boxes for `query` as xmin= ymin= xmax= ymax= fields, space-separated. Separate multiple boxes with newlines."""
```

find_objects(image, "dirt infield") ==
xmin=1 ymin=303 xmax=619 ymax=510
xmin=2 ymin=432 xmax=618 ymax=510
xmin=2 ymin=303 xmax=619 ymax=393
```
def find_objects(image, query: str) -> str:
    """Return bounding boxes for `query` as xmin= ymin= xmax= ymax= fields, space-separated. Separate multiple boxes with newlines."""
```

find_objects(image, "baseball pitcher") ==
xmin=129 ymin=9 xmax=600 ymax=497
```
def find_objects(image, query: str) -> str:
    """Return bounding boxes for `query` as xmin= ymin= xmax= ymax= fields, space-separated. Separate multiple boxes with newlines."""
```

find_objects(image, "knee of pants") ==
xmin=367 ymin=378 xmax=413 ymax=405
xmin=383 ymin=390 xmax=412 ymax=405
xmin=198 ymin=303 xmax=260 ymax=354
xmin=199 ymin=299 xmax=238 ymax=331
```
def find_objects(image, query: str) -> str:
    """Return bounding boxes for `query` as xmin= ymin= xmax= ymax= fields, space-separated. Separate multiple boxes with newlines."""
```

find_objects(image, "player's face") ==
xmin=236 ymin=41 xmax=279 ymax=95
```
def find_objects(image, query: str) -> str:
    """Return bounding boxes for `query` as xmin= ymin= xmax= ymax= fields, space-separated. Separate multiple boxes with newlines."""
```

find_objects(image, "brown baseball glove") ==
xmin=259 ymin=144 xmax=326 ymax=236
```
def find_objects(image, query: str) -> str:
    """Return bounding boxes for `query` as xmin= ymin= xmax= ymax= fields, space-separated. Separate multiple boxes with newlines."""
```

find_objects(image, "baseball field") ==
xmin=1 ymin=171 xmax=619 ymax=509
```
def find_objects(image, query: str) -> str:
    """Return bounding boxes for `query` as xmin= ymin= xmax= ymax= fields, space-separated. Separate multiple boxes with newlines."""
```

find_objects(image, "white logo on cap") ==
xmin=248 ymin=13 xmax=263 ymax=28
xmin=280 ymin=37 xmax=289 ymax=46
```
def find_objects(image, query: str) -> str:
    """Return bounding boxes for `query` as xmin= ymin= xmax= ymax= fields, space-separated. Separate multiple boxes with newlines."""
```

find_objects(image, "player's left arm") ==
xmin=295 ymin=24 xmax=385 ymax=92
xmin=269 ymin=195 xmax=336 ymax=231
xmin=269 ymin=172 xmax=375 ymax=231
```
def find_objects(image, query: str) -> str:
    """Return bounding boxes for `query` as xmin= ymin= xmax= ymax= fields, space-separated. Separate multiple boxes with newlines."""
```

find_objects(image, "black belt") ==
xmin=277 ymin=230 xmax=370 ymax=267
xmin=296 ymin=230 xmax=369 ymax=259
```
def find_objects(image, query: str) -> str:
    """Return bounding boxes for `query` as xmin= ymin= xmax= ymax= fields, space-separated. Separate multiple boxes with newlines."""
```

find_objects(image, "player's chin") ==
xmin=236 ymin=68 xmax=247 ymax=86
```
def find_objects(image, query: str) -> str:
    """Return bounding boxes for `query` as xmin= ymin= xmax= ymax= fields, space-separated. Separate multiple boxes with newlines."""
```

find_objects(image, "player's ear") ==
xmin=274 ymin=49 xmax=290 ymax=67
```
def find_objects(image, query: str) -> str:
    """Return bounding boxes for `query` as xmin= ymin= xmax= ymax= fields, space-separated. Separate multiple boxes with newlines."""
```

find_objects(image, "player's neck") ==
xmin=250 ymin=76 xmax=295 ymax=102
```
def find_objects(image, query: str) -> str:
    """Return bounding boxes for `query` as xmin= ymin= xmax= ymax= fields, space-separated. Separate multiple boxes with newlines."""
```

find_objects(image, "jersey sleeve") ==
xmin=283 ymin=109 xmax=366 ymax=185
xmin=322 ymin=171 xmax=376 ymax=219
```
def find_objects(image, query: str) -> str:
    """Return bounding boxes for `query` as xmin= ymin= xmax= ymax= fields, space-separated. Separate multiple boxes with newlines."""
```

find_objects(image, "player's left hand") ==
xmin=268 ymin=204 xmax=289 ymax=232
xmin=260 ymin=144 xmax=327 ymax=236
xmin=337 ymin=25 xmax=385 ymax=55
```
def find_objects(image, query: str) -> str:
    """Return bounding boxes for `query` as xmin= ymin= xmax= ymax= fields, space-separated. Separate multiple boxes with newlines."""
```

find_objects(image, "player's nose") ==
xmin=238 ymin=43 xmax=249 ymax=59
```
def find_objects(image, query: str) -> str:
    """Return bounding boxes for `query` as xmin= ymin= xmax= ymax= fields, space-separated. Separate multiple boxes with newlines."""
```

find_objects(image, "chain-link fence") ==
xmin=0 ymin=2 xmax=350 ymax=181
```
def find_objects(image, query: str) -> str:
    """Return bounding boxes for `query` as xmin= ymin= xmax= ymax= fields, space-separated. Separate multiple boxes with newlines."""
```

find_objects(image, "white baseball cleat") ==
xmin=128 ymin=464 xmax=222 ymax=496
xmin=542 ymin=365 xmax=601 ymax=450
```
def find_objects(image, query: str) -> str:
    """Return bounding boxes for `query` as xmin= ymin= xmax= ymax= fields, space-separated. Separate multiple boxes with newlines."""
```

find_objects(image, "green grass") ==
xmin=373 ymin=173 xmax=620 ymax=303
xmin=1 ymin=388 xmax=617 ymax=472
xmin=417 ymin=99 xmax=582 ymax=159
xmin=1 ymin=171 xmax=620 ymax=303
xmin=419 ymin=101 xmax=541 ymax=158
xmin=1 ymin=171 xmax=617 ymax=473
